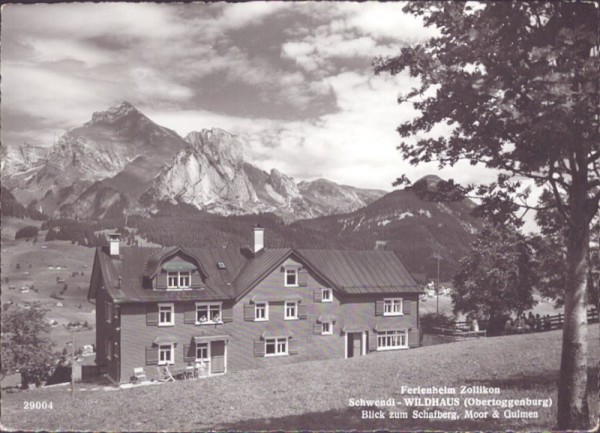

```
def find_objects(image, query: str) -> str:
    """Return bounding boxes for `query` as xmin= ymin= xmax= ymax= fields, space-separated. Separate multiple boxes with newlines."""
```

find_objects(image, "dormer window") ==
xmin=167 ymin=271 xmax=190 ymax=289
xmin=285 ymin=269 xmax=298 ymax=287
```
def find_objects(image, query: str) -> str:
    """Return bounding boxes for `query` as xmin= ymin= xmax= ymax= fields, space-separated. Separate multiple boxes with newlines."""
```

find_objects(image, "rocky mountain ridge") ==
xmin=2 ymin=102 xmax=386 ymax=221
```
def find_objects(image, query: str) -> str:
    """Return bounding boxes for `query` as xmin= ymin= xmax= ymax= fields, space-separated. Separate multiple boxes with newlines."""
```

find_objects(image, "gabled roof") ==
xmin=92 ymin=246 xmax=246 ymax=303
xmin=232 ymin=248 xmax=339 ymax=301
xmin=90 ymin=244 xmax=421 ymax=304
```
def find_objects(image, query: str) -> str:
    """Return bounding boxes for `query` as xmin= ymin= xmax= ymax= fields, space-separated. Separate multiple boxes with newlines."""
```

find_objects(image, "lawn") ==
xmin=1 ymin=325 xmax=598 ymax=431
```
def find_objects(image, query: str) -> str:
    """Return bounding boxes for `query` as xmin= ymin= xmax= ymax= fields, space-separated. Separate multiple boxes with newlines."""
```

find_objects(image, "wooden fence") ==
xmin=424 ymin=308 xmax=598 ymax=339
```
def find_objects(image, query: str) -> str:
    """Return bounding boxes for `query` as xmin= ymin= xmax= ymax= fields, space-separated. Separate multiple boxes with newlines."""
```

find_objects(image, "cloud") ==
xmin=344 ymin=3 xmax=438 ymax=43
xmin=220 ymin=2 xmax=289 ymax=28
xmin=129 ymin=68 xmax=194 ymax=102
xmin=2 ymin=1 xmax=497 ymax=197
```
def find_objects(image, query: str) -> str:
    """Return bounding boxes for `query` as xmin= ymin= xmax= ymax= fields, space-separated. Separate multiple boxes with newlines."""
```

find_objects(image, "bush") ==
xmin=15 ymin=226 xmax=39 ymax=240
xmin=420 ymin=312 xmax=456 ymax=331
xmin=1 ymin=303 xmax=57 ymax=388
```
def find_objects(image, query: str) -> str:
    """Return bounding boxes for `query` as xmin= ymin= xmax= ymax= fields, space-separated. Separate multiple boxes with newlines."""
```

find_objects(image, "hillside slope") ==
xmin=293 ymin=180 xmax=482 ymax=280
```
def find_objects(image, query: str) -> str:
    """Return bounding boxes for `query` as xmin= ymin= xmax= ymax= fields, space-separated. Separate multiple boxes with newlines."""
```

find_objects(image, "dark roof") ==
xmin=92 ymin=244 xmax=421 ymax=304
xmin=297 ymin=249 xmax=422 ymax=294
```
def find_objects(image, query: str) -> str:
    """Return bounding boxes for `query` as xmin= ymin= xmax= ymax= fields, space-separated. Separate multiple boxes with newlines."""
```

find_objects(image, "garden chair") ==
xmin=162 ymin=365 xmax=175 ymax=382
xmin=132 ymin=367 xmax=147 ymax=383
xmin=155 ymin=366 xmax=174 ymax=382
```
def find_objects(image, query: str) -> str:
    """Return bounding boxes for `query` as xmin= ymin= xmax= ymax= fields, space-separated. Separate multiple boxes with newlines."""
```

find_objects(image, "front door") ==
xmin=347 ymin=332 xmax=363 ymax=358
xmin=210 ymin=340 xmax=226 ymax=374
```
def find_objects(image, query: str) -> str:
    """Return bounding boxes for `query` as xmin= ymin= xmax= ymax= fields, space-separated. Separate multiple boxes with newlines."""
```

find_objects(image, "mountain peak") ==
xmin=184 ymin=128 xmax=244 ymax=166
xmin=415 ymin=174 xmax=443 ymax=186
xmin=85 ymin=101 xmax=145 ymax=126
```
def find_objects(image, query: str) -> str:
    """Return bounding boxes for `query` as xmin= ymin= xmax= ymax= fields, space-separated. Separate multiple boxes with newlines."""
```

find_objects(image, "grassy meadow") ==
xmin=1 ymin=217 xmax=96 ymax=349
xmin=1 ymin=325 xmax=598 ymax=431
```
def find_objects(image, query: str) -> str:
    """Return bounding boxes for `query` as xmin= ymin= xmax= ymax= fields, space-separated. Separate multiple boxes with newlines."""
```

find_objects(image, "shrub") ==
xmin=15 ymin=226 xmax=39 ymax=240
xmin=420 ymin=312 xmax=456 ymax=331
xmin=1 ymin=303 xmax=57 ymax=388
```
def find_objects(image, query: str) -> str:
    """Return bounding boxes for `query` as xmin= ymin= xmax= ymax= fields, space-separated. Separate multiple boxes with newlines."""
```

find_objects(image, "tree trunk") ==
xmin=557 ymin=206 xmax=590 ymax=429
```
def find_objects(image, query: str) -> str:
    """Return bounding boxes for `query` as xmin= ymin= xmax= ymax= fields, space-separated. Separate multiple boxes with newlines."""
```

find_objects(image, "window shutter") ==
xmin=313 ymin=323 xmax=322 ymax=335
xmin=375 ymin=300 xmax=384 ymax=316
xmin=244 ymin=304 xmax=255 ymax=321
xmin=298 ymin=304 xmax=308 ymax=320
xmin=403 ymin=300 xmax=411 ymax=315
xmin=146 ymin=304 xmax=159 ymax=326
xmin=145 ymin=346 xmax=158 ymax=365
xmin=313 ymin=288 xmax=322 ymax=302
xmin=253 ymin=340 xmax=265 ymax=357
xmin=156 ymin=272 xmax=167 ymax=290
xmin=184 ymin=344 xmax=196 ymax=362
xmin=184 ymin=303 xmax=196 ymax=324
xmin=289 ymin=338 xmax=300 ymax=355
xmin=221 ymin=304 xmax=233 ymax=323
xmin=368 ymin=331 xmax=378 ymax=352
xmin=298 ymin=268 xmax=308 ymax=286
xmin=408 ymin=329 xmax=420 ymax=348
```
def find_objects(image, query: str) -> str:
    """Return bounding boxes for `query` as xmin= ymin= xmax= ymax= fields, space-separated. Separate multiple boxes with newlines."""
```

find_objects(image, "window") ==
xmin=196 ymin=303 xmax=222 ymax=324
xmin=265 ymin=337 xmax=288 ymax=356
xmin=322 ymin=322 xmax=333 ymax=335
xmin=167 ymin=271 xmax=191 ymax=289
xmin=105 ymin=301 xmax=113 ymax=323
xmin=159 ymin=303 xmax=174 ymax=326
xmin=383 ymin=298 xmax=403 ymax=316
xmin=377 ymin=330 xmax=408 ymax=350
xmin=167 ymin=272 xmax=178 ymax=288
xmin=158 ymin=344 xmax=174 ymax=365
xmin=179 ymin=272 xmax=190 ymax=288
xmin=284 ymin=301 xmax=298 ymax=320
xmin=285 ymin=268 xmax=298 ymax=286
xmin=195 ymin=342 xmax=209 ymax=361
xmin=322 ymin=288 xmax=332 ymax=302
xmin=255 ymin=302 xmax=268 ymax=321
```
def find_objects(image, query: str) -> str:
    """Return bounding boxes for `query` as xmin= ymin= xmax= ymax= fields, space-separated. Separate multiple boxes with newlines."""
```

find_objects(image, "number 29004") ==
xmin=24 ymin=401 xmax=53 ymax=410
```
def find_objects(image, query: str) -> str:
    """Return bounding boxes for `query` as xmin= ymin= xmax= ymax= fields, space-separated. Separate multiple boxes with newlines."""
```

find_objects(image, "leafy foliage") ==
xmin=420 ymin=312 xmax=456 ymax=331
xmin=15 ymin=225 xmax=39 ymax=240
xmin=1 ymin=303 xmax=58 ymax=387
xmin=374 ymin=2 xmax=599 ymax=427
xmin=452 ymin=224 xmax=536 ymax=334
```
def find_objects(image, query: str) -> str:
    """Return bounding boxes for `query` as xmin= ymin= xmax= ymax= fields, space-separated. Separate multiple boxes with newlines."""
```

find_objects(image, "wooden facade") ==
xmin=89 ymin=244 xmax=422 ymax=383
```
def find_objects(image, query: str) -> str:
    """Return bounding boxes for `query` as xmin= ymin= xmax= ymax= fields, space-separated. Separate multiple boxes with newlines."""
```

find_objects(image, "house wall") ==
xmin=92 ymin=270 xmax=120 ymax=382
xmin=227 ymin=257 xmax=344 ymax=371
xmin=117 ymin=256 xmax=421 ymax=383
xmin=340 ymin=293 xmax=420 ymax=351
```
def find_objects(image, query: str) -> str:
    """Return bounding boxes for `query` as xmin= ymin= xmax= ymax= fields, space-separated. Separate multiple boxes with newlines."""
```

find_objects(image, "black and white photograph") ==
xmin=0 ymin=1 xmax=598 ymax=431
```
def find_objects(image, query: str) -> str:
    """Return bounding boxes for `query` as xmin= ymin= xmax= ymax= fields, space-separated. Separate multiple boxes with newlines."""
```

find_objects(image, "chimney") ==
xmin=108 ymin=233 xmax=121 ymax=257
xmin=253 ymin=225 xmax=264 ymax=254
xmin=375 ymin=240 xmax=387 ymax=251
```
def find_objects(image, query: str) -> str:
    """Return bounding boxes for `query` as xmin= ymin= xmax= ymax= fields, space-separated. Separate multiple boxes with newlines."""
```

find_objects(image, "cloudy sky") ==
xmin=2 ymin=2 xmax=498 ymax=192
